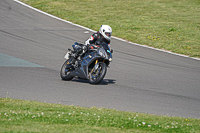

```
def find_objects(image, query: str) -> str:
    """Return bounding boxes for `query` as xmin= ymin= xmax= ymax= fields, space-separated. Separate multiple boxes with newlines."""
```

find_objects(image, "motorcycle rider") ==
xmin=85 ymin=25 xmax=112 ymax=48
xmin=69 ymin=25 xmax=112 ymax=65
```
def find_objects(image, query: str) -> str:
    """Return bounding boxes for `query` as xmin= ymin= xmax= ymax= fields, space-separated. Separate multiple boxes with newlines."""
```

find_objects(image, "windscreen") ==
xmin=101 ymin=43 xmax=112 ymax=59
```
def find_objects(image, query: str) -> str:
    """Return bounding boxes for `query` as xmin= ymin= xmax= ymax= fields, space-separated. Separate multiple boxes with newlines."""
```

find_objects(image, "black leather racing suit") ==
xmin=85 ymin=31 xmax=111 ymax=47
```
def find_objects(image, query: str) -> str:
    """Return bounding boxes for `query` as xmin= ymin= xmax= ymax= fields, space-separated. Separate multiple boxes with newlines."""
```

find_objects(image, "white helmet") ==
xmin=99 ymin=25 xmax=112 ymax=41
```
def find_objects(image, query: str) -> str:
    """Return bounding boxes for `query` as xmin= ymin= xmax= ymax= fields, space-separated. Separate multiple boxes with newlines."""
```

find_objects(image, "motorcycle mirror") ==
xmin=111 ymin=49 xmax=113 ymax=53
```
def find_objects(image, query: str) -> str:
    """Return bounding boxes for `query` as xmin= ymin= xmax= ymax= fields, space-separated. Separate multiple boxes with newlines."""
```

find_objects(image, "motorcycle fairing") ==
xmin=69 ymin=51 xmax=102 ymax=79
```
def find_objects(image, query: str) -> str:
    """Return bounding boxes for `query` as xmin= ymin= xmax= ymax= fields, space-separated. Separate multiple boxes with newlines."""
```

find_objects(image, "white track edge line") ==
xmin=13 ymin=0 xmax=200 ymax=61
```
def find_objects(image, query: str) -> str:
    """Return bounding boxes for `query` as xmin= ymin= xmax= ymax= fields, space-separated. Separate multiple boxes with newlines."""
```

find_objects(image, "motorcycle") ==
xmin=60 ymin=42 xmax=113 ymax=84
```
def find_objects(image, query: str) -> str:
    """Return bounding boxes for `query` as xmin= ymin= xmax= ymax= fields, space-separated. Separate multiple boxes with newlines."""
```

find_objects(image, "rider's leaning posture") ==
xmin=85 ymin=25 xmax=112 ymax=48
xmin=69 ymin=25 xmax=112 ymax=65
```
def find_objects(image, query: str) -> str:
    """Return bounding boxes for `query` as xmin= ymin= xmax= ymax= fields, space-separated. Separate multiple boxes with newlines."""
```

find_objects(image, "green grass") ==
xmin=1 ymin=98 xmax=200 ymax=132
xmin=19 ymin=0 xmax=200 ymax=58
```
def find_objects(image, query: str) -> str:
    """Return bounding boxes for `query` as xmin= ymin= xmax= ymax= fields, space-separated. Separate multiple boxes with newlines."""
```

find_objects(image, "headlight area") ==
xmin=98 ymin=48 xmax=108 ymax=59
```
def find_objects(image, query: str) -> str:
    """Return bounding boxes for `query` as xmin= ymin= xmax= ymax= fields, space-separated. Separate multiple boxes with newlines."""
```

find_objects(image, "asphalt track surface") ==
xmin=1 ymin=0 xmax=200 ymax=118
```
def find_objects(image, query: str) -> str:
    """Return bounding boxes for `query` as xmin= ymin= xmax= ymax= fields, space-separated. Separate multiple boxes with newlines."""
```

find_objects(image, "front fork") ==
xmin=90 ymin=59 xmax=106 ymax=73
xmin=91 ymin=59 xmax=98 ymax=73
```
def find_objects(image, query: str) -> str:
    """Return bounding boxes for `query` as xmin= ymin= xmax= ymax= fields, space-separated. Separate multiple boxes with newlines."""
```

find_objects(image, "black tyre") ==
xmin=89 ymin=62 xmax=107 ymax=84
xmin=60 ymin=60 xmax=73 ymax=81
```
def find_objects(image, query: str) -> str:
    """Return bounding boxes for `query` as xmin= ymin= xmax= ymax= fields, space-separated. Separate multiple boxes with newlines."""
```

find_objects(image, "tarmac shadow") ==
xmin=71 ymin=78 xmax=116 ymax=85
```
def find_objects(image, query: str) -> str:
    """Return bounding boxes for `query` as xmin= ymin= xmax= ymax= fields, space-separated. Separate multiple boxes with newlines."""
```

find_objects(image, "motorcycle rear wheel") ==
xmin=89 ymin=62 xmax=107 ymax=84
xmin=60 ymin=60 xmax=74 ymax=81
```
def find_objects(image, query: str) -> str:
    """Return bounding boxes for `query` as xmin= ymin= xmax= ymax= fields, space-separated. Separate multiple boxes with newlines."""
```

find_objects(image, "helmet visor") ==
xmin=105 ymin=32 xmax=111 ymax=37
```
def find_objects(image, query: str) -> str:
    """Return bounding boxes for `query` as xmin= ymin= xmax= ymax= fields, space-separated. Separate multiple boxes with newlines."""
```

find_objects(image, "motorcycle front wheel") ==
xmin=60 ymin=60 xmax=74 ymax=81
xmin=89 ymin=62 xmax=107 ymax=84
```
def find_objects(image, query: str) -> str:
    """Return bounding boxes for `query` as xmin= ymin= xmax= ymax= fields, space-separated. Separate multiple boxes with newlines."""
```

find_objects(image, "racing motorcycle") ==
xmin=60 ymin=42 xmax=113 ymax=84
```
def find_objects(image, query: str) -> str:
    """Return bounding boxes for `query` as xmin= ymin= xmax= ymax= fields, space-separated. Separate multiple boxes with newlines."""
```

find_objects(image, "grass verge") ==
xmin=1 ymin=98 xmax=200 ymax=132
xmin=19 ymin=0 xmax=200 ymax=58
